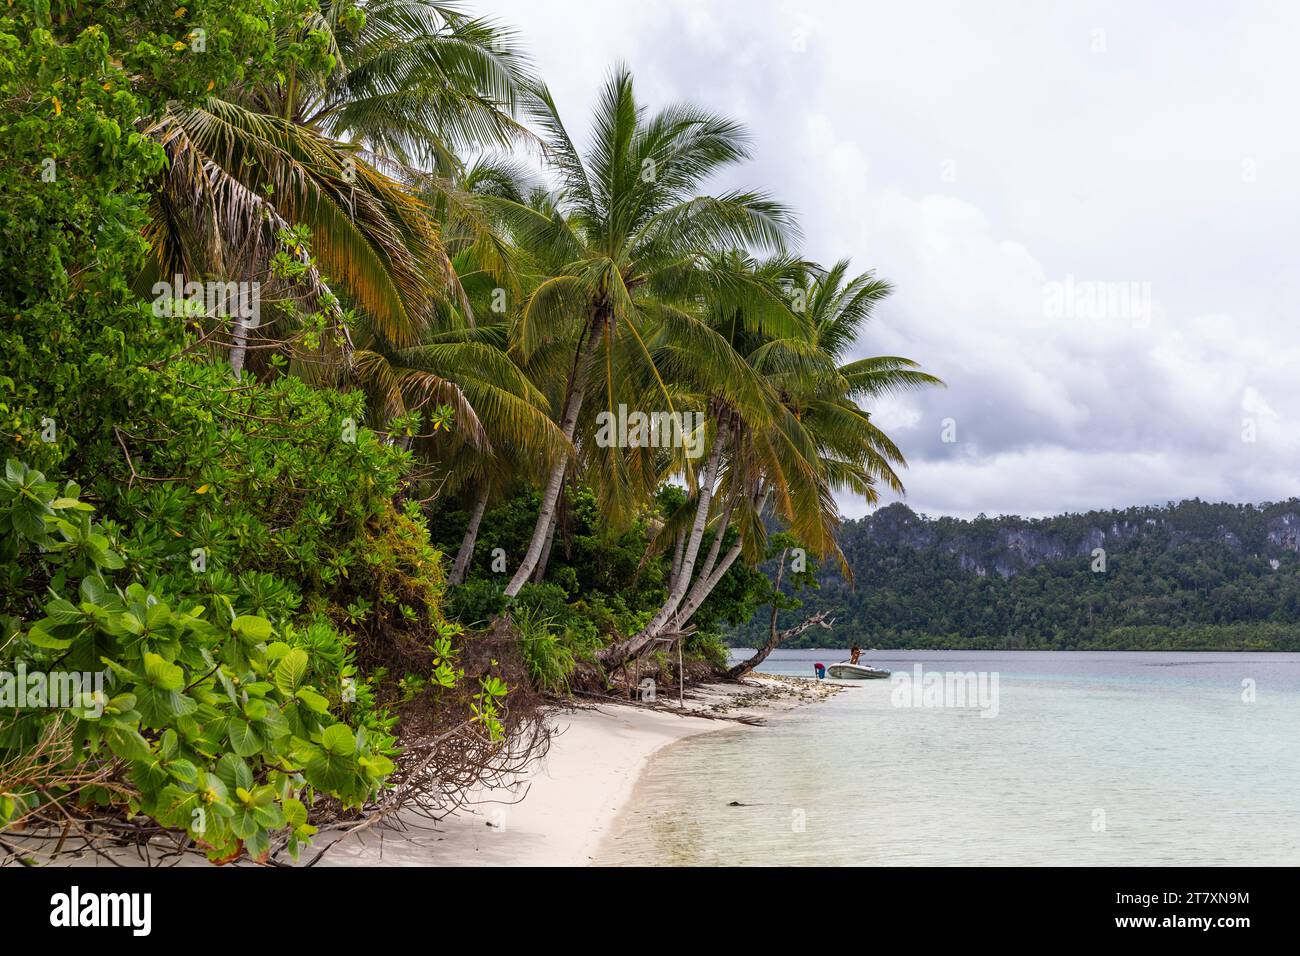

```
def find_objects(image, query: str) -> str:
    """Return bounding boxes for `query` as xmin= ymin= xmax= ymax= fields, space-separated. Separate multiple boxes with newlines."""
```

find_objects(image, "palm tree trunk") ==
xmin=448 ymin=484 xmax=489 ymax=585
xmin=230 ymin=319 xmax=249 ymax=378
xmin=651 ymin=418 xmax=727 ymax=619
xmin=673 ymin=537 xmax=743 ymax=628
xmin=504 ymin=323 xmax=599 ymax=597
xmin=727 ymin=548 xmax=786 ymax=678
xmin=695 ymin=495 xmax=733 ymax=589
xmin=668 ymin=531 xmax=685 ymax=592
xmin=669 ymin=486 xmax=771 ymax=632
xmin=598 ymin=420 xmax=727 ymax=664
xmin=531 ymin=509 xmax=556 ymax=584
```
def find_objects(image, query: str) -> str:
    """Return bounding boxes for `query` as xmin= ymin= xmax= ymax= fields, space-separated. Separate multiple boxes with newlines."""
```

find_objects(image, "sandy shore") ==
xmin=319 ymin=674 xmax=841 ymax=867
xmin=9 ymin=675 xmax=840 ymax=867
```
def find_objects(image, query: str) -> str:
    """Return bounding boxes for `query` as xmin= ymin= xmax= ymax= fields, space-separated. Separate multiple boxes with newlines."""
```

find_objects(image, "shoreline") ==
xmin=11 ymin=674 xmax=842 ymax=868
xmin=318 ymin=674 xmax=843 ymax=867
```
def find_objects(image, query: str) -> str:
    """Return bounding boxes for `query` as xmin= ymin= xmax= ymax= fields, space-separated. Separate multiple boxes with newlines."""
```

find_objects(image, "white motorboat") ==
xmin=826 ymin=661 xmax=891 ymax=680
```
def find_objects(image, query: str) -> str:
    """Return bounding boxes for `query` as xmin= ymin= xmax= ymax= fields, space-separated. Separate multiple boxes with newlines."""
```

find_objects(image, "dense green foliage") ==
xmin=0 ymin=0 xmax=500 ymax=864
xmin=729 ymin=501 xmax=1300 ymax=650
xmin=0 ymin=460 xmax=391 ymax=861
xmin=1 ymin=0 xmax=936 ymax=864
xmin=430 ymin=484 xmax=768 ymax=679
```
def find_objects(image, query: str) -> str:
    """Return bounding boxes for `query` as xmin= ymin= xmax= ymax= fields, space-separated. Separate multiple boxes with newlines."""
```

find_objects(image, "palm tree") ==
xmin=609 ymin=253 xmax=807 ymax=647
xmin=597 ymin=253 xmax=814 ymax=664
xmin=600 ymin=259 xmax=943 ymax=665
xmin=301 ymin=1 xmax=535 ymax=171
xmin=410 ymin=157 xmax=564 ymax=583
xmin=766 ymin=259 xmax=942 ymax=509
xmin=681 ymin=260 xmax=943 ymax=625
xmin=352 ymin=321 xmax=566 ymax=459
xmin=481 ymin=66 xmax=798 ymax=598
xmin=139 ymin=0 xmax=536 ymax=369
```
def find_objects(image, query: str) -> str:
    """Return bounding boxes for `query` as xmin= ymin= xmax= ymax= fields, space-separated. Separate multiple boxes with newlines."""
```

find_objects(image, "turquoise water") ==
xmin=596 ymin=650 xmax=1300 ymax=866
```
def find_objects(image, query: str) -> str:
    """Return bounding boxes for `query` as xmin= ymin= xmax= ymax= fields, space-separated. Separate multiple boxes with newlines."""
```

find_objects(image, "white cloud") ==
xmin=488 ymin=0 xmax=1300 ymax=518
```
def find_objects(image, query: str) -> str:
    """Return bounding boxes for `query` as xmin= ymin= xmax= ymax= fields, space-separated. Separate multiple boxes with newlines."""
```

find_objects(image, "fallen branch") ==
xmin=568 ymin=690 xmax=767 ymax=725
xmin=728 ymin=608 xmax=836 ymax=680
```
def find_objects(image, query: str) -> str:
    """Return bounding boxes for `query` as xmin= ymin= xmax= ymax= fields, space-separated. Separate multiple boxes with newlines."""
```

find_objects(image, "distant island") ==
xmin=729 ymin=500 xmax=1300 ymax=651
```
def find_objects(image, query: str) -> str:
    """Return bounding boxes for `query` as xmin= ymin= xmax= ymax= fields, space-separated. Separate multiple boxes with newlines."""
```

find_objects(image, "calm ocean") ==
xmin=597 ymin=650 xmax=1300 ymax=866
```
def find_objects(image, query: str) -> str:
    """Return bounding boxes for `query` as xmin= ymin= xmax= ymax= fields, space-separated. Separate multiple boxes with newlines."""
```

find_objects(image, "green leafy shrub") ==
xmin=512 ymin=605 xmax=574 ymax=694
xmin=446 ymin=578 xmax=507 ymax=626
xmin=685 ymin=631 xmax=731 ymax=671
xmin=0 ymin=460 xmax=393 ymax=862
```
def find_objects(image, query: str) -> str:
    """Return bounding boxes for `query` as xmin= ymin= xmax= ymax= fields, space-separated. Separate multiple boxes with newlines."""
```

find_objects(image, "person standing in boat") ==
xmin=849 ymin=645 xmax=862 ymax=665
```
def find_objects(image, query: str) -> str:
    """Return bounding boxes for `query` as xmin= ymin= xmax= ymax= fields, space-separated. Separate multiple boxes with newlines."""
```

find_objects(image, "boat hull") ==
xmin=826 ymin=662 xmax=891 ymax=680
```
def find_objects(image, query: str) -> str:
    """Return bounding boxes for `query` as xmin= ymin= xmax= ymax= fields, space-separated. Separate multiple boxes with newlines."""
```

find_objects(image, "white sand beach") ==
xmin=13 ymin=675 xmax=840 ymax=868
xmin=319 ymin=675 xmax=841 ymax=867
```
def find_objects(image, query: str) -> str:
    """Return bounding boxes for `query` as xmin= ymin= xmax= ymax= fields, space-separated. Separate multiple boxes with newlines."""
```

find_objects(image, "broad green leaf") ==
xmin=232 ymin=615 xmax=273 ymax=642
xmin=273 ymin=647 xmax=309 ymax=696
xmin=228 ymin=720 xmax=262 ymax=758
xmin=320 ymin=723 xmax=355 ymax=756
xmin=282 ymin=797 xmax=308 ymax=828
xmin=44 ymin=598 xmax=83 ymax=625
xmin=215 ymin=753 xmax=254 ymax=793
xmin=296 ymin=687 xmax=329 ymax=714
xmin=167 ymin=759 xmax=201 ymax=786
xmin=143 ymin=652 xmax=185 ymax=691
xmin=51 ymin=497 xmax=94 ymax=511
xmin=79 ymin=575 xmax=115 ymax=606
xmin=359 ymin=754 xmax=394 ymax=779
xmin=26 ymin=623 xmax=73 ymax=649
xmin=105 ymin=728 xmax=154 ymax=762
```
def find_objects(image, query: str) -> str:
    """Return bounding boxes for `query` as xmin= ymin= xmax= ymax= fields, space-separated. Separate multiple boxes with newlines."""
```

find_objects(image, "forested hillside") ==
xmin=729 ymin=500 xmax=1300 ymax=650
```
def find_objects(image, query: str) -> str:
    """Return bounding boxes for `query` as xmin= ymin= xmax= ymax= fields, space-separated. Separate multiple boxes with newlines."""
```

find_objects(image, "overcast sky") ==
xmin=489 ymin=0 xmax=1300 ymax=519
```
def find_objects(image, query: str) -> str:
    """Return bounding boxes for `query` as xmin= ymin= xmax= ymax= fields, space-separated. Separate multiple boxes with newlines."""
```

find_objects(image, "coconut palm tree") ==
xmin=300 ymin=1 xmax=535 ymax=171
xmin=596 ymin=253 xmax=815 ymax=664
xmin=605 ymin=253 xmax=808 ymax=647
xmin=138 ymin=0 xmax=536 ymax=369
xmin=352 ymin=321 xmax=566 ymax=460
xmin=679 ymin=261 xmax=943 ymax=624
xmin=409 ymin=156 xmax=564 ymax=583
xmin=480 ymin=66 xmax=799 ymax=597
xmin=600 ymin=258 xmax=943 ymax=665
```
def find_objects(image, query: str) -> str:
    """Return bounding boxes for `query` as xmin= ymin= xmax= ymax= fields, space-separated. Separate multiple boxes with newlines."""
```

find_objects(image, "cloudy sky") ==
xmin=490 ymin=0 xmax=1300 ymax=519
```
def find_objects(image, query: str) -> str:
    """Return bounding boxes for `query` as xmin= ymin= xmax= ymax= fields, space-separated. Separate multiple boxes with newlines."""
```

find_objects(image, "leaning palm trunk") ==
xmin=530 ymin=510 xmax=557 ymax=584
xmin=504 ymin=325 xmax=600 ymax=596
xmin=727 ymin=548 xmax=787 ymax=678
xmin=649 ymin=420 xmax=726 ymax=621
xmin=668 ymin=486 xmax=771 ymax=634
xmin=693 ymin=495 xmax=734 ymax=592
xmin=728 ymin=609 xmax=835 ymax=680
xmin=672 ymin=537 xmax=743 ymax=629
xmin=668 ymin=532 xmax=686 ymax=592
xmin=597 ymin=423 xmax=727 ymax=665
xmin=449 ymin=484 xmax=490 ymax=585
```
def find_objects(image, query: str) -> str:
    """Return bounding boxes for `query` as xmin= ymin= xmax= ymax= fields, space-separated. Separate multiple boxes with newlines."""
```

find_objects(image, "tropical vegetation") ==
xmin=0 ymin=0 xmax=937 ymax=864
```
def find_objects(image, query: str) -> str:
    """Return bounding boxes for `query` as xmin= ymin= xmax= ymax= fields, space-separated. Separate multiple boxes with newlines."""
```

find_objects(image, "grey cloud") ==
xmin=491 ymin=0 xmax=1300 ymax=518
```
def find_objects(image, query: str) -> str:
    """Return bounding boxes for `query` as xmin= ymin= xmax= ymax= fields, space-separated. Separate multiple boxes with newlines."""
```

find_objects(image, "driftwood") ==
xmin=728 ymin=608 xmax=836 ymax=680
xmin=568 ymin=690 xmax=767 ymax=726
